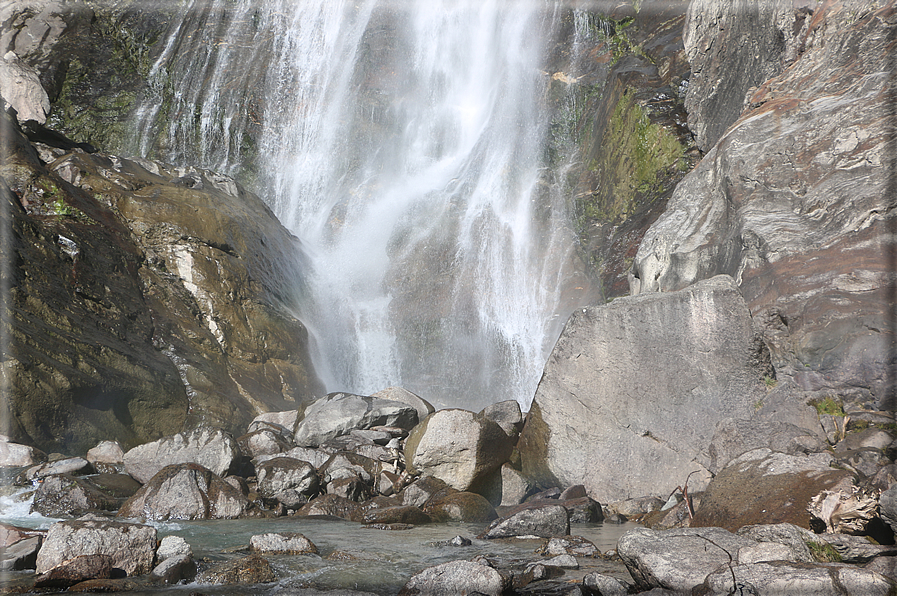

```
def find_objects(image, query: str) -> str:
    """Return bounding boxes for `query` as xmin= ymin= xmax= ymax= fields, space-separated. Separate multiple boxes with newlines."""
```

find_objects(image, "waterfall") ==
xmin=129 ymin=1 xmax=594 ymax=411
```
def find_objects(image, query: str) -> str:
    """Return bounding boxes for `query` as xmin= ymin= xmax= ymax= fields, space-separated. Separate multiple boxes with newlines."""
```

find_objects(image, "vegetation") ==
xmin=810 ymin=396 xmax=846 ymax=417
xmin=806 ymin=540 xmax=842 ymax=563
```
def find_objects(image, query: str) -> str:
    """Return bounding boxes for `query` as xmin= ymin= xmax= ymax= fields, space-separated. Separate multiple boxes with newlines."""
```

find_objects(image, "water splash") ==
xmin=130 ymin=1 xmax=594 ymax=410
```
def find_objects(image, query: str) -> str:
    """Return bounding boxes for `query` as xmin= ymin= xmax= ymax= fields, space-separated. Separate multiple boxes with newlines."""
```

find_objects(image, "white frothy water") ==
xmin=130 ymin=1 xmax=589 ymax=410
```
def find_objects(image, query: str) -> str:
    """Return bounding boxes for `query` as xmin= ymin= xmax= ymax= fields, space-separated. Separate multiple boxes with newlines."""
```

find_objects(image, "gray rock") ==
xmin=0 ymin=441 xmax=45 ymax=468
xmin=256 ymin=457 xmax=319 ymax=508
xmin=85 ymin=440 xmax=125 ymax=474
xmin=371 ymin=387 xmax=435 ymax=425
xmin=497 ymin=464 xmax=533 ymax=507
xmin=35 ymin=516 xmax=156 ymax=576
xmin=33 ymin=553 xmax=113 ymax=588
xmin=617 ymin=526 xmax=757 ymax=592
xmin=820 ymin=533 xmax=897 ymax=564
xmin=398 ymin=560 xmax=507 ymax=596
xmin=156 ymin=535 xmax=192 ymax=562
xmin=255 ymin=446 xmax=331 ymax=469
xmin=30 ymin=473 xmax=120 ymax=517
xmin=482 ymin=504 xmax=570 ymax=539
xmin=401 ymin=475 xmax=455 ymax=508
xmin=248 ymin=410 xmax=299 ymax=436
xmin=735 ymin=542 xmax=794 ymax=565
xmin=700 ymin=560 xmax=896 ymax=595
xmin=479 ymin=400 xmax=523 ymax=438
xmin=708 ymin=418 xmax=826 ymax=474
xmin=0 ymin=536 xmax=40 ymax=571
xmin=122 ymin=427 xmax=239 ymax=484
xmin=633 ymin=2 xmax=894 ymax=414
xmin=541 ymin=535 xmax=599 ymax=558
xmin=609 ymin=495 xmax=665 ymax=517
xmin=117 ymin=463 xmax=248 ymax=521
xmin=880 ymin=483 xmax=897 ymax=535
xmin=405 ymin=408 xmax=514 ymax=492
xmin=21 ymin=457 xmax=92 ymax=483
xmin=250 ymin=532 xmax=318 ymax=555
xmin=238 ymin=429 xmax=291 ymax=459
xmin=519 ymin=275 xmax=767 ymax=503
xmin=149 ymin=553 xmax=196 ymax=585
xmin=542 ymin=554 xmax=578 ymax=569
xmin=295 ymin=393 xmax=419 ymax=447
xmin=582 ymin=572 xmax=630 ymax=596
xmin=736 ymin=523 xmax=825 ymax=564
xmin=0 ymin=52 xmax=50 ymax=124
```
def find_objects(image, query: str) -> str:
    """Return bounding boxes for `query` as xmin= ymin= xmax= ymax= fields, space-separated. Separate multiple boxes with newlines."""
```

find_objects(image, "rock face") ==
xmin=633 ymin=1 xmax=895 ymax=412
xmin=0 ymin=108 xmax=321 ymax=453
xmin=518 ymin=275 xmax=771 ymax=502
xmin=404 ymin=409 xmax=515 ymax=493
xmin=0 ymin=52 xmax=50 ymax=123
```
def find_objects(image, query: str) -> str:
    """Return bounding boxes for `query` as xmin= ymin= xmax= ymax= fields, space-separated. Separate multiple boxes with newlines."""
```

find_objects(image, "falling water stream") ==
xmin=130 ymin=1 xmax=597 ymax=410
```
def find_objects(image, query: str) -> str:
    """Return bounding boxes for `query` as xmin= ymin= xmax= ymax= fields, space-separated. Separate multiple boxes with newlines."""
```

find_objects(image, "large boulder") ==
xmin=35 ymin=516 xmax=156 ymax=576
xmin=0 ymin=108 xmax=321 ymax=454
xmin=0 ymin=52 xmax=50 ymax=123
xmin=255 ymin=457 xmax=320 ymax=508
xmin=699 ymin=561 xmax=896 ymax=596
xmin=294 ymin=392 xmax=419 ymax=447
xmin=117 ymin=463 xmax=248 ymax=521
xmin=481 ymin=504 xmax=570 ymax=539
xmin=518 ymin=275 xmax=770 ymax=503
xmin=405 ymin=409 xmax=514 ymax=493
xmin=30 ymin=473 xmax=130 ymax=517
xmin=617 ymin=526 xmax=756 ymax=592
xmin=692 ymin=448 xmax=855 ymax=532
xmin=633 ymin=1 xmax=895 ymax=413
xmin=122 ymin=427 xmax=238 ymax=484
xmin=371 ymin=387 xmax=435 ymax=424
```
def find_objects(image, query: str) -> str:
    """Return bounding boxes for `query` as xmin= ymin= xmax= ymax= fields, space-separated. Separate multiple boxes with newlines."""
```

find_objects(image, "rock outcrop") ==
xmin=1 ymin=107 xmax=321 ymax=453
xmin=632 ymin=0 xmax=896 ymax=414
xmin=518 ymin=275 xmax=771 ymax=502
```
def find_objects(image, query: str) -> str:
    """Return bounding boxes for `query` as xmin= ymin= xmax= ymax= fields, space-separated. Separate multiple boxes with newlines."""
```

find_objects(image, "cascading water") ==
xmin=129 ymin=1 xmax=597 ymax=411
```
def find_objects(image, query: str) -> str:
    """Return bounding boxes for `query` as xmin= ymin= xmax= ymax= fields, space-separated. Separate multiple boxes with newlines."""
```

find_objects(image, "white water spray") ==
xmin=131 ymin=1 xmax=593 ymax=410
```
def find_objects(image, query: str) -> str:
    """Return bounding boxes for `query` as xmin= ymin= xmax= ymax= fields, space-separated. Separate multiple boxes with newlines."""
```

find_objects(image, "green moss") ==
xmin=806 ymin=541 xmax=842 ymax=563
xmin=810 ymin=397 xmax=846 ymax=417
xmin=578 ymin=88 xmax=686 ymax=224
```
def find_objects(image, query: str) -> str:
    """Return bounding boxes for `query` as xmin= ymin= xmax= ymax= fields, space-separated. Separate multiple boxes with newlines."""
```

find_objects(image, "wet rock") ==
xmin=197 ymin=553 xmax=277 ymax=585
xmin=122 ymin=427 xmax=238 ymax=484
xmin=563 ymin=496 xmax=604 ymax=523
xmin=398 ymin=559 xmax=508 ymax=596
xmin=609 ymin=495 xmax=665 ymax=517
xmin=541 ymin=554 xmax=578 ymax=569
xmin=617 ymin=526 xmax=756 ymax=592
xmin=0 ymin=440 xmax=45 ymax=468
xmin=539 ymin=535 xmax=599 ymax=558
xmin=295 ymin=393 xmax=418 ymax=448
xmin=698 ymin=560 xmax=896 ymax=596
xmin=362 ymin=505 xmax=431 ymax=526
xmin=482 ymin=504 xmax=570 ymax=539
xmin=423 ymin=491 xmax=497 ymax=523
xmin=479 ymin=400 xmax=524 ymax=438
xmin=405 ymin=408 xmax=514 ymax=492
xmin=691 ymin=448 xmax=855 ymax=532
xmin=250 ymin=532 xmax=318 ymax=555
xmin=85 ymin=440 xmax=125 ymax=474
xmin=35 ymin=515 xmax=156 ymax=576
xmin=117 ymin=463 xmax=248 ymax=521
xmin=363 ymin=523 xmax=415 ymax=531
xmin=33 ymin=554 xmax=113 ymax=588
xmin=431 ymin=535 xmax=471 ymax=547
xmin=297 ymin=494 xmax=362 ymax=521
xmin=30 ymin=473 xmax=122 ymax=517
xmin=370 ymin=387 xmax=435 ymax=425
xmin=256 ymin=457 xmax=320 ymax=508
xmin=0 ymin=536 xmax=41 ymax=571
xmin=519 ymin=275 xmax=767 ymax=503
